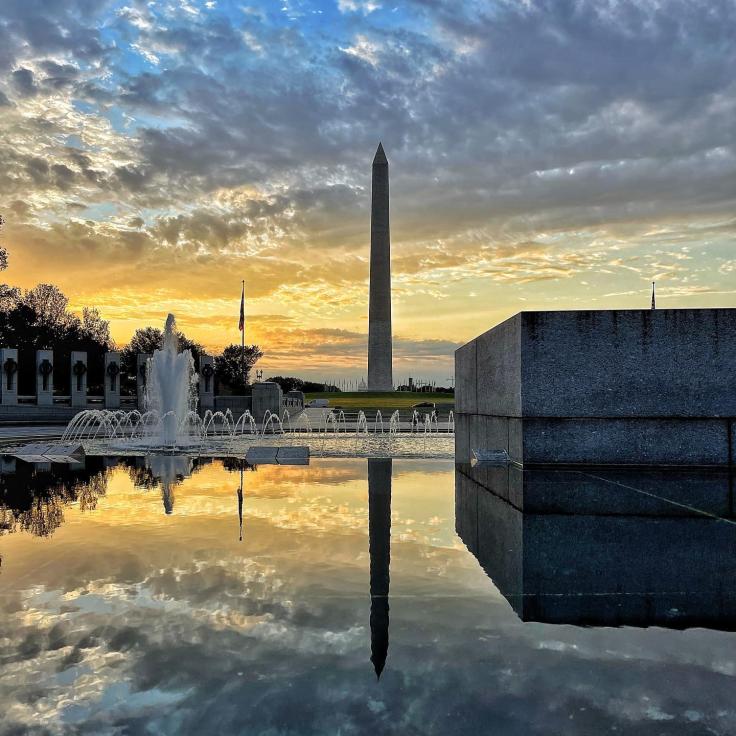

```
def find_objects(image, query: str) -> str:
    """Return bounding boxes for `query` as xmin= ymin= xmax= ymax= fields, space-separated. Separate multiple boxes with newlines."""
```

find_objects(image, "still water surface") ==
xmin=1 ymin=457 xmax=736 ymax=735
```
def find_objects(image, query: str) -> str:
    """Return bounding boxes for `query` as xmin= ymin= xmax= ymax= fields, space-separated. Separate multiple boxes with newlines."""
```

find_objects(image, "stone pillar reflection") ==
xmin=368 ymin=457 xmax=392 ymax=679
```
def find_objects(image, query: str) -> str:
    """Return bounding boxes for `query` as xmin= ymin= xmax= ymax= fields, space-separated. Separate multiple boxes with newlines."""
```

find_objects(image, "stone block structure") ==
xmin=284 ymin=390 xmax=305 ymax=410
xmin=104 ymin=351 xmax=121 ymax=409
xmin=71 ymin=351 xmax=88 ymax=408
xmin=252 ymin=381 xmax=283 ymax=420
xmin=36 ymin=349 xmax=54 ymax=406
xmin=198 ymin=354 xmax=215 ymax=410
xmin=455 ymin=309 xmax=736 ymax=466
xmin=0 ymin=348 xmax=19 ymax=406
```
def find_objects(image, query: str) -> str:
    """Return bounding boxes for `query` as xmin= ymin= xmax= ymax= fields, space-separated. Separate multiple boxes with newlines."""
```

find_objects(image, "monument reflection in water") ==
xmin=456 ymin=463 xmax=736 ymax=629
xmin=368 ymin=458 xmax=391 ymax=678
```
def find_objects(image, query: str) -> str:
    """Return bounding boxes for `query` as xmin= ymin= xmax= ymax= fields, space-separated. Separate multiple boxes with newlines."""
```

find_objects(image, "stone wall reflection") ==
xmin=456 ymin=462 xmax=736 ymax=629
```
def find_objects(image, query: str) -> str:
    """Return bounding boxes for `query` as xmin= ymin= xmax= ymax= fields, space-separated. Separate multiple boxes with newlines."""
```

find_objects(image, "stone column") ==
xmin=137 ymin=353 xmax=150 ymax=410
xmin=0 ymin=348 xmax=19 ymax=406
xmin=36 ymin=349 xmax=54 ymax=406
xmin=198 ymin=354 xmax=215 ymax=411
xmin=252 ymin=381 xmax=283 ymax=421
xmin=71 ymin=351 xmax=88 ymax=408
xmin=368 ymin=143 xmax=393 ymax=391
xmin=104 ymin=351 xmax=121 ymax=409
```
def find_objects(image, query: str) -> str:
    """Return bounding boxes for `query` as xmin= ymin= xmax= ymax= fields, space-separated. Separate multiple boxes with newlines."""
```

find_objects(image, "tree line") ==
xmin=0 ymin=219 xmax=262 ymax=395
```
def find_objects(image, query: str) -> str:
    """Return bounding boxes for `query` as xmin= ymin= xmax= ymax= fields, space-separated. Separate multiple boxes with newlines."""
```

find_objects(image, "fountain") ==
xmin=56 ymin=314 xmax=454 ymax=458
xmin=145 ymin=314 xmax=198 ymax=446
xmin=62 ymin=314 xmax=200 ymax=450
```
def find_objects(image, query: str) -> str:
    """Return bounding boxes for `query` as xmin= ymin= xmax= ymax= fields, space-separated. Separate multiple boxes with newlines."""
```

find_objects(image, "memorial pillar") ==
xmin=199 ymin=354 xmax=215 ymax=411
xmin=36 ymin=349 xmax=54 ymax=406
xmin=0 ymin=348 xmax=19 ymax=406
xmin=71 ymin=351 xmax=88 ymax=408
xmin=104 ymin=351 xmax=121 ymax=409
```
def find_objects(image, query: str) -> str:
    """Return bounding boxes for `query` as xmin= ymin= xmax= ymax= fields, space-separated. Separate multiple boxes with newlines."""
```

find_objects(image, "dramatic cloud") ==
xmin=0 ymin=0 xmax=734 ymax=376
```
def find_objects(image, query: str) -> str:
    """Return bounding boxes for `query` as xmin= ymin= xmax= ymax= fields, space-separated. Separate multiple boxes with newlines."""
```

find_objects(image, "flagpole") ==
xmin=241 ymin=279 xmax=245 ymax=384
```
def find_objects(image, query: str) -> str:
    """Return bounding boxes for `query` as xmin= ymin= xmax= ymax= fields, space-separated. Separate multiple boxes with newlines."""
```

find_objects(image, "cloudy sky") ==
xmin=1 ymin=0 xmax=734 ymax=380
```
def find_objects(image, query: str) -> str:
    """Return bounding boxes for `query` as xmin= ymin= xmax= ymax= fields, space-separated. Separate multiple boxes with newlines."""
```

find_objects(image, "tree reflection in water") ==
xmin=0 ymin=456 xmax=111 ymax=538
xmin=0 ymin=455 xmax=256 ymax=539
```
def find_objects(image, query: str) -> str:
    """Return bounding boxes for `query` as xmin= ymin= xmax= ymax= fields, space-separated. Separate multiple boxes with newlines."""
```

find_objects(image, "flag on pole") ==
xmin=239 ymin=281 xmax=245 ymax=332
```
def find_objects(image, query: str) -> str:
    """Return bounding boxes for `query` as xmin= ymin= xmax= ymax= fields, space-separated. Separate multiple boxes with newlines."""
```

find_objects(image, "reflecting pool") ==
xmin=2 ymin=457 xmax=736 ymax=735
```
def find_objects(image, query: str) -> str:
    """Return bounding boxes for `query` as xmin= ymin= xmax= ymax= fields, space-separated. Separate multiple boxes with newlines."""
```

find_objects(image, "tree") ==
xmin=266 ymin=376 xmax=303 ymax=393
xmin=0 ymin=283 xmax=114 ymax=394
xmin=124 ymin=325 xmax=204 ymax=360
xmin=215 ymin=344 xmax=263 ymax=393
xmin=81 ymin=307 xmax=112 ymax=346
xmin=23 ymin=284 xmax=77 ymax=340
xmin=265 ymin=376 xmax=331 ymax=393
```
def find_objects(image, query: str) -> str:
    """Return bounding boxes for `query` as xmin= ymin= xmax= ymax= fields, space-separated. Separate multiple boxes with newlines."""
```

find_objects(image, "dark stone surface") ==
xmin=454 ymin=339 xmax=476 ymax=414
xmin=456 ymin=465 xmax=736 ymax=628
xmin=522 ymin=416 xmax=731 ymax=466
xmin=457 ymin=413 xmax=732 ymax=466
xmin=521 ymin=309 xmax=736 ymax=417
xmin=457 ymin=462 xmax=734 ymax=516
xmin=455 ymin=308 xmax=736 ymax=466
xmin=476 ymin=314 xmax=521 ymax=417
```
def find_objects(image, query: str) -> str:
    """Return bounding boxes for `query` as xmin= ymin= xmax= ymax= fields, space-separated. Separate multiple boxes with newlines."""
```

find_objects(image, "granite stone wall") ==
xmin=455 ymin=309 xmax=736 ymax=466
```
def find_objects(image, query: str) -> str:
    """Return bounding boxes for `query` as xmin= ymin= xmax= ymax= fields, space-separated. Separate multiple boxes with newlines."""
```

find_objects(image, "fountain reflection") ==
xmin=368 ymin=458 xmax=391 ymax=679
xmin=147 ymin=455 xmax=194 ymax=514
xmin=456 ymin=463 xmax=736 ymax=629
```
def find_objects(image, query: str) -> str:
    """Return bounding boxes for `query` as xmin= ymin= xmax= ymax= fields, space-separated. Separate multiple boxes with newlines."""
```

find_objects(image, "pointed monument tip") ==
xmin=371 ymin=655 xmax=386 ymax=679
xmin=373 ymin=142 xmax=387 ymax=165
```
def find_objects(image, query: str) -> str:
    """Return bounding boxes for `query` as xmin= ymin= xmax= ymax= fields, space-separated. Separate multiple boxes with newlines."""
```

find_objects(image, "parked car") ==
xmin=308 ymin=399 xmax=330 ymax=408
xmin=412 ymin=401 xmax=436 ymax=409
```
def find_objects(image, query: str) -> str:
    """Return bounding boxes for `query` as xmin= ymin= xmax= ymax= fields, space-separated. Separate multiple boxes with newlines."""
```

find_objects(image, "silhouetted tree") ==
xmin=215 ymin=344 xmax=263 ymax=393
xmin=123 ymin=325 xmax=204 ymax=361
xmin=81 ymin=307 xmax=112 ymax=346
xmin=0 ymin=283 xmax=114 ymax=394
xmin=266 ymin=376 xmax=329 ymax=393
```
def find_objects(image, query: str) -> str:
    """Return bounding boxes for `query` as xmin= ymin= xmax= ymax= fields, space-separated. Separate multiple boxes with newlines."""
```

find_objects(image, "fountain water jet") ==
xmin=145 ymin=314 xmax=198 ymax=446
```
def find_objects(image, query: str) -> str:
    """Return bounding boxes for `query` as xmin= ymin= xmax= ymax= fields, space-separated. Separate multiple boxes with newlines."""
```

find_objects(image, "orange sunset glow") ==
xmin=1 ymin=0 xmax=734 ymax=381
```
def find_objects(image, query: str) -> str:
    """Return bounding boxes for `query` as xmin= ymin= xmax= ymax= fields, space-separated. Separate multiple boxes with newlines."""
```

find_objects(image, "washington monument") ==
xmin=368 ymin=143 xmax=393 ymax=391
